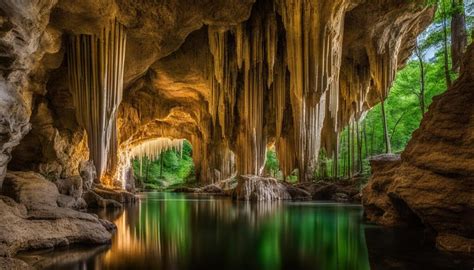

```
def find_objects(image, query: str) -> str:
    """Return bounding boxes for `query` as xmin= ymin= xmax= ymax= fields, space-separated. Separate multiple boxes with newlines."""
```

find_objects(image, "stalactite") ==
xmin=68 ymin=19 xmax=127 ymax=181
xmin=203 ymin=0 xmax=351 ymax=181
xmin=130 ymin=138 xmax=184 ymax=170
xmin=200 ymin=0 xmax=410 ymax=183
xmin=279 ymin=0 xmax=347 ymax=181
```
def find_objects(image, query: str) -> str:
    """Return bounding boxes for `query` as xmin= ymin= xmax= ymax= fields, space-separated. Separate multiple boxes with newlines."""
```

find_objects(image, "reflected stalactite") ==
xmin=67 ymin=19 xmax=127 ymax=181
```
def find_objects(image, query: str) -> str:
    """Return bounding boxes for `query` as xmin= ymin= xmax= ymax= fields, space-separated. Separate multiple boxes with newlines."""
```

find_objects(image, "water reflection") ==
xmin=18 ymin=192 xmax=473 ymax=269
xmin=84 ymin=192 xmax=370 ymax=270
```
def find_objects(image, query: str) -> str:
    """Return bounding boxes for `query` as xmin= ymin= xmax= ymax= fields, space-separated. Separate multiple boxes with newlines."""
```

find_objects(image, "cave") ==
xmin=0 ymin=0 xmax=473 ymax=268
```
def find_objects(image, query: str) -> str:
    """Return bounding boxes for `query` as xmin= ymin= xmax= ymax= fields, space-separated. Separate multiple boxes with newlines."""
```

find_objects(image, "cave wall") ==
xmin=363 ymin=45 xmax=474 ymax=253
xmin=0 ymin=0 xmax=434 ymax=185
xmin=0 ymin=0 xmax=60 ymax=185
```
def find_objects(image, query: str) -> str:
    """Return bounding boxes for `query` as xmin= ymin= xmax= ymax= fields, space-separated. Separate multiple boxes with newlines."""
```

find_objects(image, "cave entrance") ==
xmin=131 ymin=139 xmax=195 ymax=190
xmin=263 ymin=144 xmax=299 ymax=182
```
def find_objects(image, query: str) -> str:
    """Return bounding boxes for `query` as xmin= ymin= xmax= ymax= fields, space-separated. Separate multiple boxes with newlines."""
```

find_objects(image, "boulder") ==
xmin=0 ymin=257 xmax=31 ymax=270
xmin=311 ymin=183 xmax=339 ymax=200
xmin=93 ymin=187 xmax=137 ymax=203
xmin=331 ymin=193 xmax=349 ymax=202
xmin=79 ymin=160 xmax=96 ymax=190
xmin=2 ymin=171 xmax=59 ymax=210
xmin=283 ymin=184 xmax=312 ymax=201
xmin=234 ymin=175 xmax=291 ymax=201
xmin=57 ymin=194 xmax=87 ymax=210
xmin=199 ymin=184 xmax=224 ymax=194
xmin=436 ymin=234 xmax=474 ymax=254
xmin=362 ymin=155 xmax=405 ymax=226
xmin=0 ymin=171 xmax=113 ymax=257
xmin=83 ymin=190 xmax=122 ymax=209
xmin=54 ymin=176 xmax=83 ymax=198
xmin=295 ymin=180 xmax=361 ymax=202
xmin=0 ymin=196 xmax=111 ymax=257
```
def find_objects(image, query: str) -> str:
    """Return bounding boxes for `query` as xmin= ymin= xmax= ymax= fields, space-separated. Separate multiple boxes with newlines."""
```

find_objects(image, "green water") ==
xmin=25 ymin=192 xmax=471 ymax=270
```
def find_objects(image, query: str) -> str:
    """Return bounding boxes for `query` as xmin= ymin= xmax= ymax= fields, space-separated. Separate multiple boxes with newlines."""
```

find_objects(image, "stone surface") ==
xmin=79 ymin=160 xmax=97 ymax=189
xmin=199 ymin=184 xmax=224 ymax=194
xmin=83 ymin=190 xmax=123 ymax=209
xmin=363 ymin=46 xmax=474 ymax=253
xmin=296 ymin=180 xmax=361 ymax=203
xmin=436 ymin=233 xmax=474 ymax=254
xmin=0 ymin=197 xmax=111 ymax=257
xmin=92 ymin=187 xmax=137 ymax=204
xmin=0 ymin=171 xmax=112 ymax=257
xmin=282 ymin=184 xmax=312 ymax=201
xmin=234 ymin=175 xmax=291 ymax=201
xmin=2 ymin=171 xmax=59 ymax=209
xmin=0 ymin=257 xmax=31 ymax=270
xmin=54 ymin=176 xmax=83 ymax=198
xmin=57 ymin=194 xmax=87 ymax=210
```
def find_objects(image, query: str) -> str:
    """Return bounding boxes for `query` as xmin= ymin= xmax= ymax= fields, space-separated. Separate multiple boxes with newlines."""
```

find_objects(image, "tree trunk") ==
xmin=334 ymin=137 xmax=339 ymax=178
xmin=380 ymin=98 xmax=392 ymax=153
xmin=145 ymin=158 xmax=150 ymax=183
xmin=390 ymin=111 xmax=407 ymax=141
xmin=160 ymin=156 xmax=164 ymax=178
xmin=370 ymin=119 xmax=375 ymax=156
xmin=342 ymin=132 xmax=346 ymax=179
xmin=351 ymin=121 xmax=356 ymax=176
xmin=442 ymin=7 xmax=452 ymax=87
xmin=451 ymin=0 xmax=467 ymax=72
xmin=356 ymin=120 xmax=363 ymax=173
xmin=347 ymin=125 xmax=351 ymax=178
xmin=415 ymin=45 xmax=426 ymax=116
xmin=363 ymin=119 xmax=368 ymax=159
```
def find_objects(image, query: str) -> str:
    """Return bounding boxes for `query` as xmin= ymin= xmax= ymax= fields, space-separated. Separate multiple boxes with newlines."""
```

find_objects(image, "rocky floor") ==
xmin=171 ymin=175 xmax=362 ymax=203
xmin=0 ymin=170 xmax=138 ymax=267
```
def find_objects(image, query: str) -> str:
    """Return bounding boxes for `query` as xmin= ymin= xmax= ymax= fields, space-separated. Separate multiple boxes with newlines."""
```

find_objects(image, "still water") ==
xmin=18 ymin=192 xmax=472 ymax=270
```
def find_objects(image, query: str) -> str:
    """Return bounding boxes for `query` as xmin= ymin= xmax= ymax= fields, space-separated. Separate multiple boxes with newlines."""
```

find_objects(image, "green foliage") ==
xmin=132 ymin=140 xmax=195 ymax=188
xmin=264 ymin=148 xmax=280 ymax=177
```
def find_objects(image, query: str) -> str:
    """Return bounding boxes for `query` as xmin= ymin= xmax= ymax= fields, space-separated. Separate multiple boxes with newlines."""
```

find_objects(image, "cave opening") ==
xmin=129 ymin=138 xmax=195 ymax=190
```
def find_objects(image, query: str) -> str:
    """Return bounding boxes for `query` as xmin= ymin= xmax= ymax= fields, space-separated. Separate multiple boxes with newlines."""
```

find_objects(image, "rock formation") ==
xmin=234 ymin=175 xmax=291 ymax=201
xmin=363 ymin=45 xmax=474 ymax=254
xmin=0 ymin=171 xmax=113 ymax=257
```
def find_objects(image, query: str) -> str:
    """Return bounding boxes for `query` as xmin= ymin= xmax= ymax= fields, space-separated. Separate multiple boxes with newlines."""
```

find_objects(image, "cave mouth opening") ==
xmin=130 ymin=138 xmax=195 ymax=190
xmin=264 ymin=145 xmax=299 ymax=182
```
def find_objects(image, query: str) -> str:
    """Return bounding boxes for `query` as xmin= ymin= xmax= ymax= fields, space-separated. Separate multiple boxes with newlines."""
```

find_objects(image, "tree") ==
xmin=414 ymin=43 xmax=426 ymax=116
xmin=441 ymin=0 xmax=453 ymax=87
xmin=451 ymin=0 xmax=468 ymax=72
xmin=380 ymin=98 xmax=392 ymax=154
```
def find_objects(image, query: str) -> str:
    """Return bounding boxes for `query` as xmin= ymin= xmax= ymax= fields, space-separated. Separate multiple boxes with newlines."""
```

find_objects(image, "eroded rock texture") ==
xmin=0 ymin=172 xmax=113 ymax=257
xmin=363 ymin=46 xmax=474 ymax=254
xmin=0 ymin=0 xmax=433 ymax=186
xmin=234 ymin=175 xmax=291 ymax=201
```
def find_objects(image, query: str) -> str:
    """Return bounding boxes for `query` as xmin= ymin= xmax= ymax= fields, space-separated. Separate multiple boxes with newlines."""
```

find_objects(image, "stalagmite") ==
xmin=67 ymin=19 xmax=127 ymax=182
